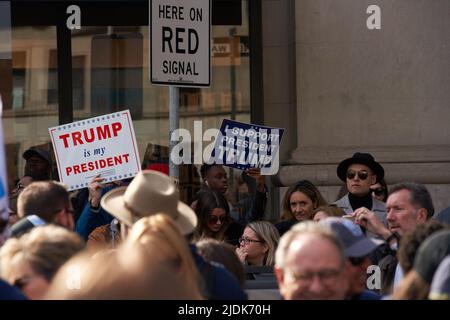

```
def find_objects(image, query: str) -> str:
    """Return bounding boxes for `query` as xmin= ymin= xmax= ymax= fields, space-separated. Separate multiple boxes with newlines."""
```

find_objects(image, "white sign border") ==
xmin=49 ymin=110 xmax=141 ymax=191
xmin=149 ymin=0 xmax=212 ymax=87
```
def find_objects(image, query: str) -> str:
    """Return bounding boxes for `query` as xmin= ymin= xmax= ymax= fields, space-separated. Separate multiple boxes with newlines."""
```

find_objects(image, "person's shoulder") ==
xmin=275 ymin=220 xmax=297 ymax=237
xmin=10 ymin=217 xmax=36 ymax=238
xmin=433 ymin=207 xmax=450 ymax=224
xmin=358 ymin=289 xmax=382 ymax=300
xmin=190 ymin=245 xmax=246 ymax=300
xmin=208 ymin=262 xmax=247 ymax=300
xmin=372 ymin=198 xmax=387 ymax=212
xmin=88 ymin=224 xmax=109 ymax=241
xmin=0 ymin=279 xmax=28 ymax=300
xmin=275 ymin=220 xmax=296 ymax=228
xmin=334 ymin=194 xmax=349 ymax=207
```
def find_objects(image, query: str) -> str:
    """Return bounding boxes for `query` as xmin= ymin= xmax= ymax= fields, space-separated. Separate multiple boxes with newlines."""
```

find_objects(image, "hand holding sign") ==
xmin=49 ymin=110 xmax=141 ymax=191
xmin=88 ymin=174 xmax=105 ymax=208
xmin=244 ymin=168 xmax=265 ymax=193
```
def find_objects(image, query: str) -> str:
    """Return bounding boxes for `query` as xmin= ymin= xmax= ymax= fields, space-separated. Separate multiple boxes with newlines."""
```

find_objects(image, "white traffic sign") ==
xmin=150 ymin=0 xmax=211 ymax=87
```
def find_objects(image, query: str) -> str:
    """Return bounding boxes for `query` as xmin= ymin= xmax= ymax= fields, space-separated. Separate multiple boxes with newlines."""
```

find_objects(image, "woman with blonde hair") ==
xmin=125 ymin=214 xmax=202 ymax=298
xmin=235 ymin=221 xmax=280 ymax=267
xmin=46 ymin=214 xmax=203 ymax=300
xmin=0 ymin=225 xmax=85 ymax=299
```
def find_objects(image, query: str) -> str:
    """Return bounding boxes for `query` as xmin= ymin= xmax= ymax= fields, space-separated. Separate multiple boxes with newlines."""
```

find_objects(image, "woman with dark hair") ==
xmin=370 ymin=179 xmax=388 ymax=203
xmin=192 ymin=189 xmax=243 ymax=246
xmin=275 ymin=180 xmax=328 ymax=236
xmin=192 ymin=164 xmax=267 ymax=224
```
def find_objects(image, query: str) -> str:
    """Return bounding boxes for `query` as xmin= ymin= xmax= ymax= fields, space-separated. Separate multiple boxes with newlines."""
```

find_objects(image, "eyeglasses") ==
xmin=239 ymin=237 xmax=264 ymax=245
xmin=287 ymin=268 xmax=341 ymax=286
xmin=346 ymin=170 xmax=370 ymax=180
xmin=349 ymin=255 xmax=368 ymax=266
xmin=208 ymin=215 xmax=227 ymax=224
xmin=371 ymin=187 xmax=386 ymax=196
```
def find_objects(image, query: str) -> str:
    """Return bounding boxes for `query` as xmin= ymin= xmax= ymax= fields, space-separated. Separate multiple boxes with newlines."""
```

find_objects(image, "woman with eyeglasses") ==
xmin=235 ymin=221 xmax=280 ymax=267
xmin=275 ymin=180 xmax=328 ymax=236
xmin=192 ymin=189 xmax=243 ymax=246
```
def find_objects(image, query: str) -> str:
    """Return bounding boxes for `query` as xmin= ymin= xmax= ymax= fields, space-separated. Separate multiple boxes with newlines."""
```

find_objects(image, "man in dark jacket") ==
xmin=352 ymin=182 xmax=434 ymax=294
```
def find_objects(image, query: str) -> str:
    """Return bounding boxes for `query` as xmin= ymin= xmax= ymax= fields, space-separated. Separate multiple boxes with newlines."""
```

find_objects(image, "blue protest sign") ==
xmin=209 ymin=119 xmax=284 ymax=174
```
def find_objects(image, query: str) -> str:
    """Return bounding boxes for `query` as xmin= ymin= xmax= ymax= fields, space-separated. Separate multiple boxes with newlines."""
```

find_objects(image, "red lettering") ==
xmin=97 ymin=125 xmax=111 ymax=140
xmin=123 ymin=153 xmax=130 ymax=163
xmin=99 ymin=159 xmax=107 ymax=168
xmin=84 ymin=128 xmax=95 ymax=143
xmin=72 ymin=132 xmax=83 ymax=146
xmin=88 ymin=162 xmax=95 ymax=171
xmin=59 ymin=133 xmax=70 ymax=148
xmin=81 ymin=163 xmax=87 ymax=172
xmin=114 ymin=155 xmax=122 ymax=165
xmin=112 ymin=122 xmax=122 ymax=137
xmin=107 ymin=157 xmax=114 ymax=167
xmin=66 ymin=167 xmax=72 ymax=176
xmin=73 ymin=165 xmax=81 ymax=174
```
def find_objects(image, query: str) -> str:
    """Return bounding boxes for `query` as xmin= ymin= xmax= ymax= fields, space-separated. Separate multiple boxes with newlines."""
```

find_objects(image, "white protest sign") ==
xmin=49 ymin=110 xmax=141 ymax=191
xmin=150 ymin=0 xmax=211 ymax=87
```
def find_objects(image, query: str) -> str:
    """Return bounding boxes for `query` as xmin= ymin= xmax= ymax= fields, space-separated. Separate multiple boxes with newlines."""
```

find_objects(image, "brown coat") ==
xmin=87 ymin=224 xmax=121 ymax=252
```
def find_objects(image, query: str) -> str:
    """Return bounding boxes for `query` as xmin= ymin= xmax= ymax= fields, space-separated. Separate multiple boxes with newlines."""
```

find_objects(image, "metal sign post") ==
xmin=150 ymin=0 xmax=211 ymax=179
xmin=169 ymin=86 xmax=179 ymax=179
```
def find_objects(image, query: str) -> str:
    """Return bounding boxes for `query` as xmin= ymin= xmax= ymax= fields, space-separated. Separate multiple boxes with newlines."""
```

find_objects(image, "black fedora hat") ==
xmin=337 ymin=152 xmax=384 ymax=182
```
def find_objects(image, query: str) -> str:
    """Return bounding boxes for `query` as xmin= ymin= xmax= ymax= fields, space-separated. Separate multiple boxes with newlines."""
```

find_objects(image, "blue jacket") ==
xmin=0 ymin=280 xmax=27 ymax=300
xmin=351 ymin=289 xmax=382 ymax=300
xmin=75 ymin=186 xmax=114 ymax=241
xmin=190 ymin=245 xmax=247 ymax=300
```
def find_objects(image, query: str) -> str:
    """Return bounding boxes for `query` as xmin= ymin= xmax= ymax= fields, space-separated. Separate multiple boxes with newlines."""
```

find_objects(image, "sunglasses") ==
xmin=209 ymin=215 xmax=227 ymax=224
xmin=349 ymin=256 xmax=368 ymax=266
xmin=371 ymin=187 xmax=386 ymax=196
xmin=346 ymin=170 xmax=369 ymax=180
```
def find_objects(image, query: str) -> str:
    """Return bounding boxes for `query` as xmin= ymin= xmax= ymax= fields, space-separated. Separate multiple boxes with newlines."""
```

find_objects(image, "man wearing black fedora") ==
xmin=334 ymin=152 xmax=387 ymax=234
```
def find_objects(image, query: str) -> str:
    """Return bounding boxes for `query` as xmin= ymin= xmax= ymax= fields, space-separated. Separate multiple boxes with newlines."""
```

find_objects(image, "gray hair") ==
xmin=275 ymin=221 xmax=345 ymax=270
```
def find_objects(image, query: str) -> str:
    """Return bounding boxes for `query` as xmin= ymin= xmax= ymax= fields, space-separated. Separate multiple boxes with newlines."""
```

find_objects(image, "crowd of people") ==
xmin=0 ymin=147 xmax=449 ymax=300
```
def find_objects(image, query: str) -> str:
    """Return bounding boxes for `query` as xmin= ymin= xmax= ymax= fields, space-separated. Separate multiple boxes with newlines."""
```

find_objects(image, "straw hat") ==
xmin=101 ymin=170 xmax=197 ymax=235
